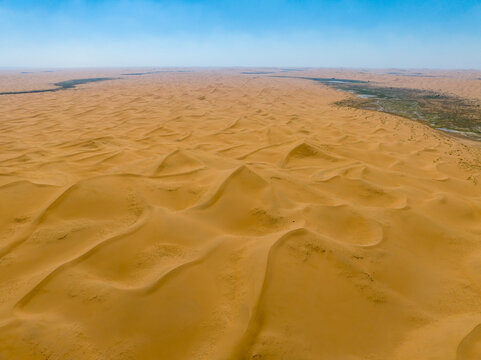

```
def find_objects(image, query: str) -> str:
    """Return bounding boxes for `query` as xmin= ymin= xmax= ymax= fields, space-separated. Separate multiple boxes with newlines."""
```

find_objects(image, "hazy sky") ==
xmin=1 ymin=0 xmax=481 ymax=68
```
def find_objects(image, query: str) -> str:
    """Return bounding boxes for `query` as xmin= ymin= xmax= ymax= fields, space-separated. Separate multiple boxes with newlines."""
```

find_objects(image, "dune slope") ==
xmin=1 ymin=70 xmax=481 ymax=359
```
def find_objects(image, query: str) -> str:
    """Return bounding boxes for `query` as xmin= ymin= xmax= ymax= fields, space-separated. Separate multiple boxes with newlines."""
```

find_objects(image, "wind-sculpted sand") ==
xmin=1 ymin=69 xmax=481 ymax=359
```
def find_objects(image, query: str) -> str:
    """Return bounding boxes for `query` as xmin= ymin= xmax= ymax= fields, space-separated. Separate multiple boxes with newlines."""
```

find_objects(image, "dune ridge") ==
xmin=1 ymin=69 xmax=481 ymax=359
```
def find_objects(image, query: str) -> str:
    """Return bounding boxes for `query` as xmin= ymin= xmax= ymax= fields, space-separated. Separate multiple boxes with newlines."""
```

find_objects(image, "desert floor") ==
xmin=1 ymin=68 xmax=481 ymax=359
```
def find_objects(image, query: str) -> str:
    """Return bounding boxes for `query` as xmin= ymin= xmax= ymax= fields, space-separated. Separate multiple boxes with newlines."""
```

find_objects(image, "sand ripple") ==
xmin=1 ymin=70 xmax=481 ymax=359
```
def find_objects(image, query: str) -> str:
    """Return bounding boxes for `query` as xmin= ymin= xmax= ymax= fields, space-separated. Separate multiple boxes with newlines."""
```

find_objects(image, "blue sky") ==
xmin=1 ymin=0 xmax=480 ymax=68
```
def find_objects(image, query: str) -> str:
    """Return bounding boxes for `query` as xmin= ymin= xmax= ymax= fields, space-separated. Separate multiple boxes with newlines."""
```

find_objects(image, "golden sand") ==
xmin=1 ymin=69 xmax=481 ymax=359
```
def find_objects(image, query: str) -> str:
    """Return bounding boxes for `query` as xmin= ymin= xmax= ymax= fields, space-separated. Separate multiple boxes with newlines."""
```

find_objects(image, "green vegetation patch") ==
xmin=274 ymin=76 xmax=481 ymax=141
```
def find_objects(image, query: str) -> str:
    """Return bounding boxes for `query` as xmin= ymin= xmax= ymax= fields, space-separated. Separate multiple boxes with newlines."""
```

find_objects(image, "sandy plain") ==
xmin=0 ymin=68 xmax=481 ymax=359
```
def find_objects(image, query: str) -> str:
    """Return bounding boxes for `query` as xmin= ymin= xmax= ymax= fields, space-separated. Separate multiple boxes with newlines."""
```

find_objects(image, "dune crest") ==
xmin=1 ymin=69 xmax=481 ymax=359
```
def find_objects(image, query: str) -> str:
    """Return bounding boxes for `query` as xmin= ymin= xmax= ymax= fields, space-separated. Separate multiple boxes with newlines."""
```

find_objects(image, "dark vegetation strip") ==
xmin=272 ymin=75 xmax=481 ymax=141
xmin=1 ymin=70 xmax=194 ymax=95
xmin=386 ymin=71 xmax=440 ymax=78
xmin=0 ymin=77 xmax=117 ymax=95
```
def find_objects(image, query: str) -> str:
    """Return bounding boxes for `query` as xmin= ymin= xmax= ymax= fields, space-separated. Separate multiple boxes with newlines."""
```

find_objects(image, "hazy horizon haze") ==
xmin=1 ymin=0 xmax=480 ymax=68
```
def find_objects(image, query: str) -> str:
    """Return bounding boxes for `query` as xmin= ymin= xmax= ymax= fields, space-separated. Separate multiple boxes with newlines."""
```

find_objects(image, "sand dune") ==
xmin=1 ymin=69 xmax=481 ymax=359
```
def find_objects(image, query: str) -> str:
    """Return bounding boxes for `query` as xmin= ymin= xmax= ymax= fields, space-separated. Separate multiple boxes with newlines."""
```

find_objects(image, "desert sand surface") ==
xmin=1 ymin=68 xmax=481 ymax=359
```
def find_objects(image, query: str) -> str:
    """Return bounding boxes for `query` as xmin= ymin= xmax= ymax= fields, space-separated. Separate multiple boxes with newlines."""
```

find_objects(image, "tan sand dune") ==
xmin=1 ymin=69 xmax=481 ymax=359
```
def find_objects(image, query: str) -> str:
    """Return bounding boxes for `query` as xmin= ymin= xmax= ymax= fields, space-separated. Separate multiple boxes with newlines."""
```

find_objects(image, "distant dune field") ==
xmin=1 ymin=69 xmax=481 ymax=359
